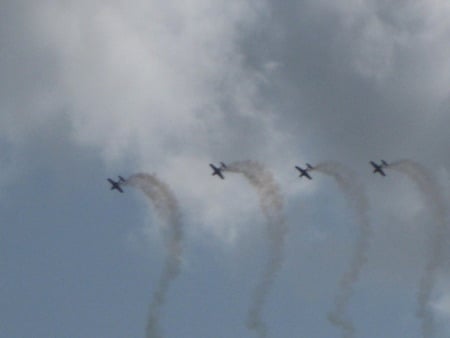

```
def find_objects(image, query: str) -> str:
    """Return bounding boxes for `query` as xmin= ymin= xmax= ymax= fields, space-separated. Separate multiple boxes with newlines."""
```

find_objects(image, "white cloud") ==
xmin=42 ymin=1 xmax=273 ymax=164
xmin=303 ymin=0 xmax=450 ymax=98
xmin=433 ymin=292 xmax=450 ymax=317
xmin=431 ymin=275 xmax=450 ymax=327
xmin=29 ymin=0 xmax=284 ymax=244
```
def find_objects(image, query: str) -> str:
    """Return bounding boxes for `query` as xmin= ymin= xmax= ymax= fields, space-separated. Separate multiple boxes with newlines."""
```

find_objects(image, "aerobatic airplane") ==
xmin=210 ymin=162 xmax=227 ymax=179
xmin=295 ymin=163 xmax=314 ymax=180
xmin=370 ymin=160 xmax=388 ymax=177
xmin=107 ymin=176 xmax=125 ymax=193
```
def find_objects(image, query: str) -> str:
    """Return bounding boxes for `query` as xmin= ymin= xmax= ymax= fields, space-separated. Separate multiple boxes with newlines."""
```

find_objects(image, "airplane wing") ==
xmin=217 ymin=172 xmax=224 ymax=179
xmin=370 ymin=161 xmax=378 ymax=169
xmin=116 ymin=185 xmax=124 ymax=193
xmin=107 ymin=178 xmax=115 ymax=185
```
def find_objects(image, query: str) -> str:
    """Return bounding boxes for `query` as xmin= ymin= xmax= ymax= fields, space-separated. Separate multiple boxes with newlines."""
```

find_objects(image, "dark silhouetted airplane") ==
xmin=210 ymin=162 xmax=227 ymax=179
xmin=107 ymin=176 xmax=125 ymax=193
xmin=370 ymin=161 xmax=388 ymax=176
xmin=295 ymin=163 xmax=314 ymax=180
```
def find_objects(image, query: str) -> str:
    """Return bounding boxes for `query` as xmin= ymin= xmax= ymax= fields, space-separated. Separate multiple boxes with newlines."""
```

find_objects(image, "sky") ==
xmin=2 ymin=0 xmax=450 ymax=337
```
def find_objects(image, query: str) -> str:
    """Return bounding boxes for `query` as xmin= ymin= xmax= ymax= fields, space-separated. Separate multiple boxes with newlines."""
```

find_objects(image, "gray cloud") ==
xmin=242 ymin=0 xmax=450 ymax=166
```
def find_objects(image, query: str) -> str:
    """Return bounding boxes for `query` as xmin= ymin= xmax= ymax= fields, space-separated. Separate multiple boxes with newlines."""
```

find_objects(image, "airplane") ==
xmin=107 ymin=177 xmax=124 ymax=193
xmin=210 ymin=162 xmax=227 ymax=179
xmin=370 ymin=160 xmax=388 ymax=177
xmin=295 ymin=163 xmax=314 ymax=180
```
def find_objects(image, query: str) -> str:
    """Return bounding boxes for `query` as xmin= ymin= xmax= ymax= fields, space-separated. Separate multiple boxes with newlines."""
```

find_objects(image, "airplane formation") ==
xmin=107 ymin=160 xmax=389 ymax=192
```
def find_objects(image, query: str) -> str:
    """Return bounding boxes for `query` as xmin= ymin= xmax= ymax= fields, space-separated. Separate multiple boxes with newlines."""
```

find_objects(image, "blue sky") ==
xmin=2 ymin=1 xmax=450 ymax=337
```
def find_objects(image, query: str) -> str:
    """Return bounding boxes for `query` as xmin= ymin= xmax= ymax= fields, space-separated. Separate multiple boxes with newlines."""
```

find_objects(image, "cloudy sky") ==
xmin=2 ymin=0 xmax=450 ymax=337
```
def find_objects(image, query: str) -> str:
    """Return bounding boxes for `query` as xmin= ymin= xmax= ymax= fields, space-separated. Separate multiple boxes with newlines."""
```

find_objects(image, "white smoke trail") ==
xmin=125 ymin=173 xmax=183 ymax=338
xmin=224 ymin=160 xmax=287 ymax=338
xmin=313 ymin=161 xmax=371 ymax=338
xmin=389 ymin=160 xmax=447 ymax=338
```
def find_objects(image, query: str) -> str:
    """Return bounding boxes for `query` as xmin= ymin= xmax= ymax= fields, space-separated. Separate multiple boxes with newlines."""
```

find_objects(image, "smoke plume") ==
xmin=313 ymin=162 xmax=371 ymax=338
xmin=389 ymin=160 xmax=447 ymax=338
xmin=125 ymin=173 xmax=183 ymax=338
xmin=224 ymin=161 xmax=287 ymax=338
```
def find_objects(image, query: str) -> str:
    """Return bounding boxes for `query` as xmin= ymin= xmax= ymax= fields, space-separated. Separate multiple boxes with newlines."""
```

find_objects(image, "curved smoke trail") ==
xmin=390 ymin=160 xmax=447 ymax=338
xmin=314 ymin=162 xmax=371 ymax=338
xmin=125 ymin=173 xmax=183 ymax=338
xmin=225 ymin=161 xmax=287 ymax=338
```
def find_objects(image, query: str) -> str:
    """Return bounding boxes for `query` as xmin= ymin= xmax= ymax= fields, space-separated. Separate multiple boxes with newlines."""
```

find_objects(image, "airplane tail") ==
xmin=220 ymin=162 xmax=227 ymax=169
xmin=306 ymin=163 xmax=314 ymax=170
xmin=381 ymin=160 xmax=388 ymax=167
xmin=118 ymin=175 xmax=126 ymax=183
